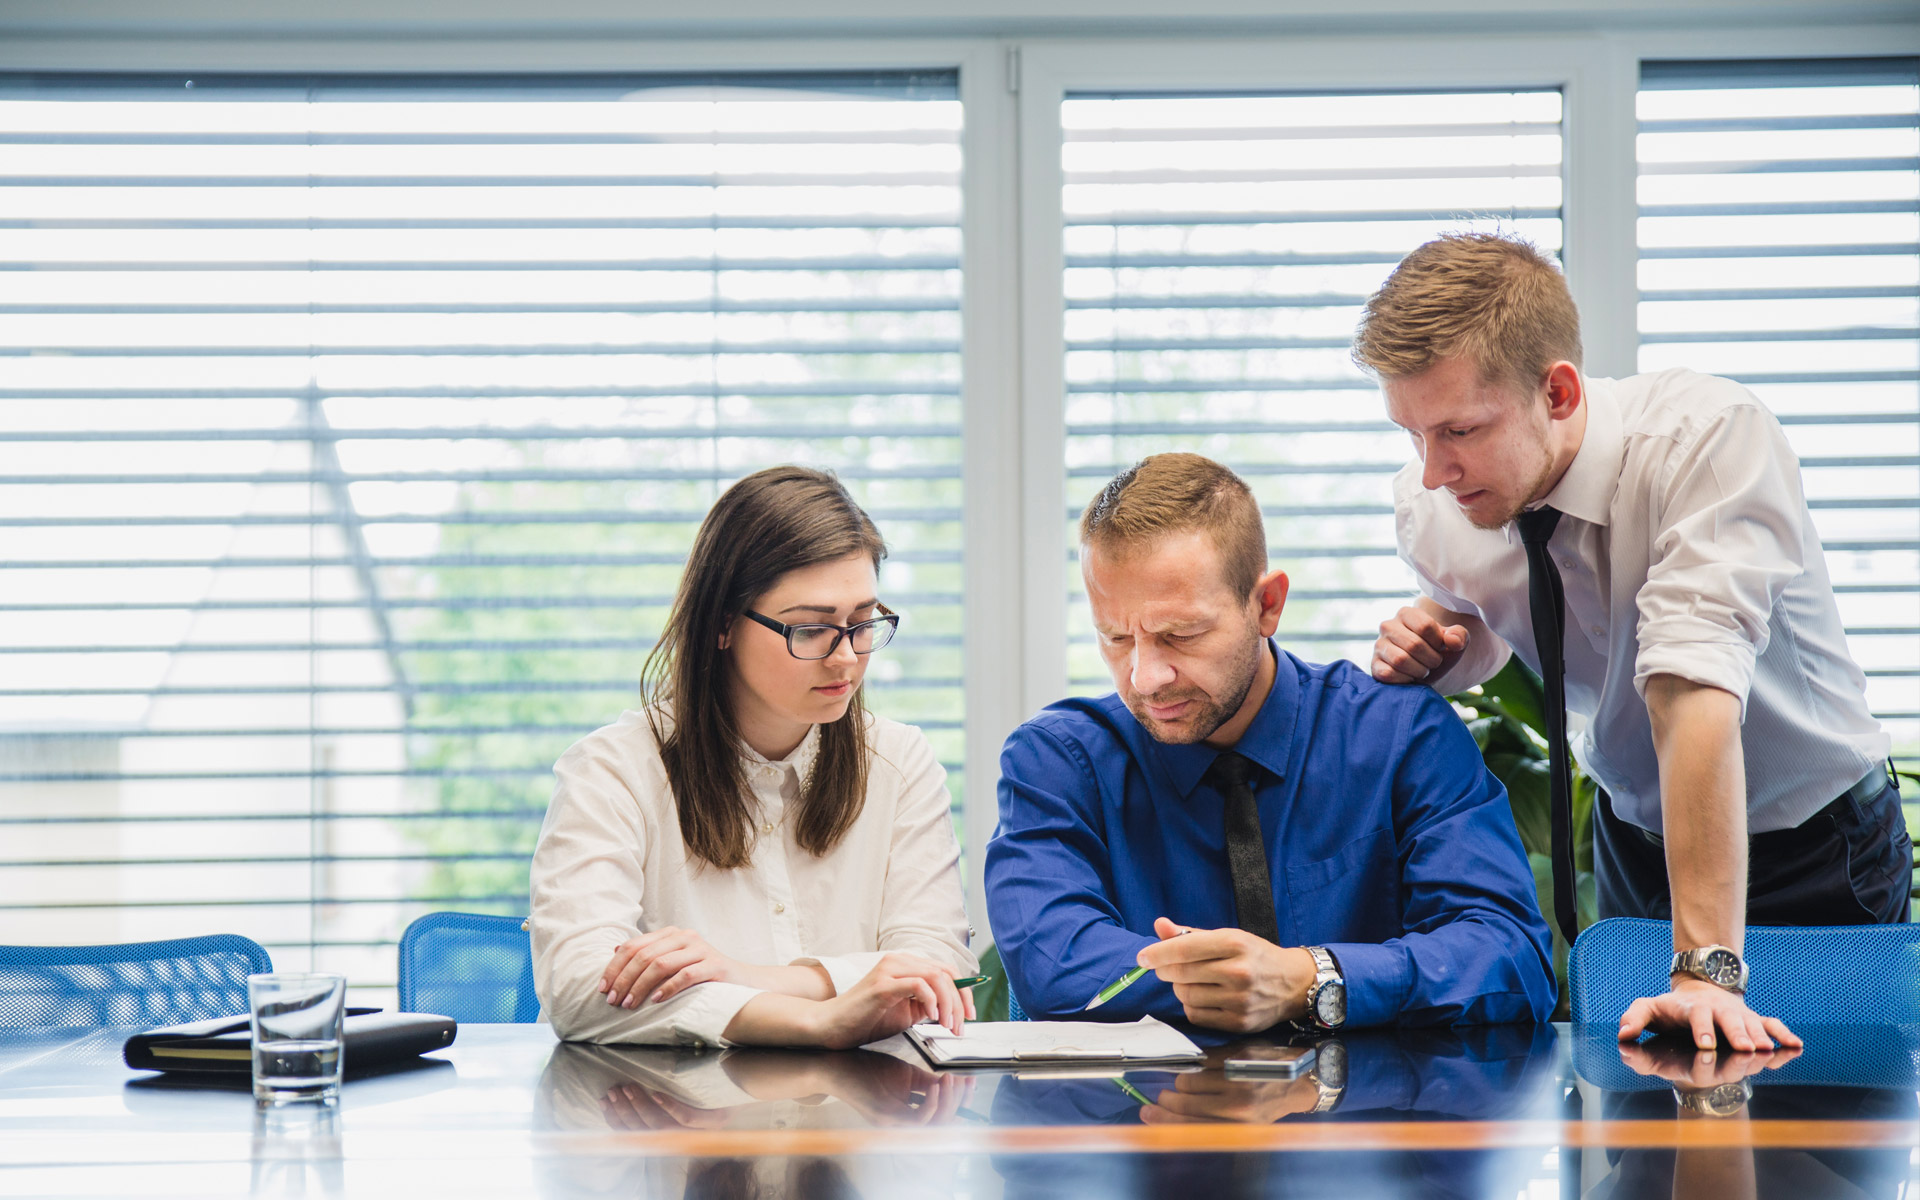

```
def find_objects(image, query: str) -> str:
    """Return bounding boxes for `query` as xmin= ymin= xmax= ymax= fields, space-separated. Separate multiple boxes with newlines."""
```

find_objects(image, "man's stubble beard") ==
xmin=1126 ymin=626 xmax=1264 ymax=746
xmin=1467 ymin=430 xmax=1557 ymax=532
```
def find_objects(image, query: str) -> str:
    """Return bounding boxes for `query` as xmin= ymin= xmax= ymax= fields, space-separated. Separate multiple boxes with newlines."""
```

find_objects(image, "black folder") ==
xmin=124 ymin=1009 xmax=457 ymax=1075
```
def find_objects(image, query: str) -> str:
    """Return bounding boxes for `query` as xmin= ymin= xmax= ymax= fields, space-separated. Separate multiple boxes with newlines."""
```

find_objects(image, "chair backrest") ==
xmin=0 ymin=934 xmax=272 ymax=1028
xmin=1569 ymin=917 xmax=1920 ymax=1027
xmin=397 ymin=912 xmax=539 ymax=1023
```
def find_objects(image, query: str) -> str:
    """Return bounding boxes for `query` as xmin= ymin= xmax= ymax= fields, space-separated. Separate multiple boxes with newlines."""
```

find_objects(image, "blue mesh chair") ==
xmin=397 ymin=912 xmax=539 ymax=1023
xmin=1569 ymin=917 xmax=1920 ymax=1029
xmin=0 ymin=934 xmax=272 ymax=1028
xmin=1007 ymin=991 xmax=1028 ymax=1021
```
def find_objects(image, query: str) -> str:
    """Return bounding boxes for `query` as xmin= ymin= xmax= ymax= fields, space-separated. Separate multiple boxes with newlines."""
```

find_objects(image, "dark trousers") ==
xmin=1594 ymin=767 xmax=1913 ymax=926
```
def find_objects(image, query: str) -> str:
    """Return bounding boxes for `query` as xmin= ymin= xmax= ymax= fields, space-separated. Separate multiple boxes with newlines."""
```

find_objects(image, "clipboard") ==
xmin=904 ymin=1016 xmax=1204 ymax=1070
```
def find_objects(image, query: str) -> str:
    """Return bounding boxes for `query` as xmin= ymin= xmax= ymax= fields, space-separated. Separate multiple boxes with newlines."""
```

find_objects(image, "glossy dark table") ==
xmin=1 ymin=1021 xmax=1915 ymax=1197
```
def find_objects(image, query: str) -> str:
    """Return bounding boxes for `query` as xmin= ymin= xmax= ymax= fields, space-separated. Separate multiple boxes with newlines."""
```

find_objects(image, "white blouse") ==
xmin=529 ymin=708 xmax=976 ymax=1047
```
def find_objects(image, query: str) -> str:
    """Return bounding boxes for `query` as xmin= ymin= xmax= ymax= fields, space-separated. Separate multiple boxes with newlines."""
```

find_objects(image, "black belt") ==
xmin=1634 ymin=761 xmax=1895 ymax=849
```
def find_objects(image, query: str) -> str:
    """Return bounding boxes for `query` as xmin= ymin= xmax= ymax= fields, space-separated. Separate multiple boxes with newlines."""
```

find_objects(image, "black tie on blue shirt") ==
xmin=1517 ymin=504 xmax=1578 ymax=946
xmin=1207 ymin=751 xmax=1280 ymax=945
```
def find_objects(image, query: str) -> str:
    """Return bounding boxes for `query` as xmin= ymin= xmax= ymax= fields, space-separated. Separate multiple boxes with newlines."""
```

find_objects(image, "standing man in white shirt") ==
xmin=1358 ymin=233 xmax=1909 ymax=1053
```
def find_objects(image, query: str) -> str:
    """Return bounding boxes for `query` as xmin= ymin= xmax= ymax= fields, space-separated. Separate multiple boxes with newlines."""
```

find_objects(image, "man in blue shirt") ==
xmin=986 ymin=453 xmax=1555 ymax=1031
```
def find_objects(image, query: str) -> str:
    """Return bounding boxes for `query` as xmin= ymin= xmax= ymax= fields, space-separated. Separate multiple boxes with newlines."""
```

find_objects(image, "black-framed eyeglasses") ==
xmin=742 ymin=604 xmax=900 ymax=661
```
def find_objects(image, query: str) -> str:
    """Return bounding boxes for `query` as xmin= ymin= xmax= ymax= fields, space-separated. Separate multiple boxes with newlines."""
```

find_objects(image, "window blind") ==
xmin=1637 ymin=58 xmax=1920 ymax=767
xmin=0 ymin=71 xmax=965 ymax=1005
xmin=1059 ymin=89 xmax=1564 ymax=690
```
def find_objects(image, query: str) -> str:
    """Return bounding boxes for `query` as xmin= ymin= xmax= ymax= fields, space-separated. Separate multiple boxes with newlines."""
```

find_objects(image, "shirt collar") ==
xmin=1535 ymin=373 xmax=1621 ymax=529
xmin=1154 ymin=640 xmax=1301 ymax=798
xmin=740 ymin=722 xmax=821 ymax=778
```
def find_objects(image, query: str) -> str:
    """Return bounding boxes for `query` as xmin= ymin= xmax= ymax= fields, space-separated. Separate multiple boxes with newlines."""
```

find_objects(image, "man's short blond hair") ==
xmin=1352 ymin=233 xmax=1582 ymax=392
xmin=1079 ymin=452 xmax=1266 ymax=600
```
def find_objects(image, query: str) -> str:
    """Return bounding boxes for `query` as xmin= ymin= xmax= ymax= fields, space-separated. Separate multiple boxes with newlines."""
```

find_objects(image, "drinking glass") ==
xmin=249 ymin=973 xmax=346 ymax=1105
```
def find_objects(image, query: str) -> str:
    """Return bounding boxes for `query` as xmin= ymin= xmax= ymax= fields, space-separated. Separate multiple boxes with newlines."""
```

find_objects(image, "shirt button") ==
xmin=1591 ymin=625 xmax=1604 ymax=637
xmin=762 ymin=822 xmax=774 ymax=834
xmin=773 ymin=902 xmax=786 ymax=914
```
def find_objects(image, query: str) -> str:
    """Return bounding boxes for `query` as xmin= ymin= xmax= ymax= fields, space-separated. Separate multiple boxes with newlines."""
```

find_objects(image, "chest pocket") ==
xmin=1285 ymin=827 xmax=1398 ymax=935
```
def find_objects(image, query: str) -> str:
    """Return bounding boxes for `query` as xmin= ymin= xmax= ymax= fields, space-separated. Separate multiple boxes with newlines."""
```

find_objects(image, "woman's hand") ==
xmin=598 ymin=926 xmax=742 ymax=1009
xmin=598 ymin=1083 xmax=731 ymax=1131
xmin=809 ymin=954 xmax=972 ymax=1050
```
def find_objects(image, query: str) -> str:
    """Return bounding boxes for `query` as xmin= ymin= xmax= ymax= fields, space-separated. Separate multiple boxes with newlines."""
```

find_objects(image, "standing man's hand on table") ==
xmin=1617 ymin=979 xmax=1800 ymax=1053
xmin=1136 ymin=917 xmax=1316 ymax=1033
xmin=1371 ymin=600 xmax=1481 ymax=686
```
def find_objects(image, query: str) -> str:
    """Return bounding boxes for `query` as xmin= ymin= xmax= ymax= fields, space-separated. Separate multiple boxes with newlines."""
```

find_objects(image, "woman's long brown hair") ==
xmin=641 ymin=467 xmax=886 ymax=870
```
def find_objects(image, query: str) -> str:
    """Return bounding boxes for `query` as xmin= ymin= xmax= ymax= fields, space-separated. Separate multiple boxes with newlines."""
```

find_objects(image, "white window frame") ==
xmin=3 ymin=20 xmax=1915 ymax=945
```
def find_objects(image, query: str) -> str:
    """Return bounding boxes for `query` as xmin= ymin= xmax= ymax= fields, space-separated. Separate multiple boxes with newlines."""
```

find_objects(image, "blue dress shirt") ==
xmin=985 ymin=644 xmax=1555 ymax=1028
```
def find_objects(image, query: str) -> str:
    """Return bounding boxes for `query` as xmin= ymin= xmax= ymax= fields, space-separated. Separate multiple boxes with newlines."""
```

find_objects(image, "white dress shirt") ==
xmin=1395 ymin=368 xmax=1888 ymax=835
xmin=529 ymin=708 xmax=975 ymax=1047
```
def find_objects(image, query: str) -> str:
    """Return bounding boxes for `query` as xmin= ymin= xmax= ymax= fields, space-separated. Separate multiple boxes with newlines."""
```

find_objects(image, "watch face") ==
xmin=1705 ymin=1082 xmax=1750 ymax=1116
xmin=1703 ymin=949 xmax=1740 ymax=988
xmin=1315 ymin=981 xmax=1346 ymax=1027
xmin=1314 ymin=1039 xmax=1348 ymax=1089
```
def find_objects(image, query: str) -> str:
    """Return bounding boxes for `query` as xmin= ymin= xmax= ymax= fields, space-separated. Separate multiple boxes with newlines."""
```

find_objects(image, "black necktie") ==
xmin=1207 ymin=752 xmax=1280 ymax=945
xmin=1517 ymin=505 xmax=1577 ymax=946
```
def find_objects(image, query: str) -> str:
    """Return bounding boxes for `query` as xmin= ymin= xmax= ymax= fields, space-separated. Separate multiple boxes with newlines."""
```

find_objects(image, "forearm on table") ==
xmin=721 ymin=992 xmax=826 ymax=1047
xmin=1646 ymin=674 xmax=1748 ymax=953
xmin=737 ymin=961 xmax=834 ymax=1000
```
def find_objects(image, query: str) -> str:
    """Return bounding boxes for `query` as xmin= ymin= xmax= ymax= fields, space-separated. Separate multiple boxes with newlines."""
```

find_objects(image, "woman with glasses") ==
xmin=529 ymin=466 xmax=978 ymax=1048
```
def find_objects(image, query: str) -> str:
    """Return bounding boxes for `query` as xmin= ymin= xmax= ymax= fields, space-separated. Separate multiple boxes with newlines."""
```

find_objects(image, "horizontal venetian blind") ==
xmin=1060 ymin=89 xmax=1564 ymax=689
xmin=1637 ymin=58 xmax=1920 ymax=767
xmin=0 ymin=71 xmax=965 ymax=1006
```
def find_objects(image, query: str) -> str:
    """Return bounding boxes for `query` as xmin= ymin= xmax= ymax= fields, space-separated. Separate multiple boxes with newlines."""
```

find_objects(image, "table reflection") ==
xmin=990 ymin=1024 xmax=1561 ymax=1200
xmin=537 ymin=1042 xmax=976 ymax=1134
xmin=535 ymin=1042 xmax=971 ymax=1200
xmin=1576 ymin=1025 xmax=1920 ymax=1200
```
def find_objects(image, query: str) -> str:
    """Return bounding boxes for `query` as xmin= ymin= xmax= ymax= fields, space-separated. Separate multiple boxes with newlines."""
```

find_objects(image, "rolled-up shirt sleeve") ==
xmin=530 ymin=742 xmax=762 ymax=1047
xmin=1328 ymin=689 xmax=1557 ymax=1028
xmin=1633 ymin=403 xmax=1808 ymax=713
xmin=806 ymin=729 xmax=976 ymax=996
xmin=984 ymin=724 xmax=1177 ymax=1023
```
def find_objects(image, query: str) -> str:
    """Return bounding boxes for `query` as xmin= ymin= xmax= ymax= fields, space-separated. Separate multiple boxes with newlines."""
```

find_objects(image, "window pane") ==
xmin=0 ymin=72 xmax=965 ymax=1005
xmin=1637 ymin=57 xmax=1920 ymax=766
xmin=1061 ymin=89 xmax=1564 ymax=691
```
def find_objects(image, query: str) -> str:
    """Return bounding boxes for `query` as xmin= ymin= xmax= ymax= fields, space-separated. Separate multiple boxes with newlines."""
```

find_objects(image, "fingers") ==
xmin=960 ymin=987 xmax=977 ymax=1022
xmin=1689 ymin=1002 xmax=1717 ymax=1051
xmin=651 ymin=960 xmax=721 ymax=1005
xmin=1152 ymin=917 xmax=1191 ymax=941
xmin=1138 ymin=927 xmax=1235 ymax=969
xmin=1762 ymin=1015 xmax=1801 ymax=1050
xmin=929 ymin=973 xmax=962 ymax=1036
xmin=1371 ymin=608 xmax=1465 ymax=684
xmin=632 ymin=947 xmax=716 ymax=1007
xmin=1618 ymin=996 xmax=1657 ymax=1041
xmin=1144 ymin=1088 xmax=1232 ymax=1123
xmin=605 ymin=929 xmax=688 ymax=1004
xmin=600 ymin=927 xmax=678 ymax=994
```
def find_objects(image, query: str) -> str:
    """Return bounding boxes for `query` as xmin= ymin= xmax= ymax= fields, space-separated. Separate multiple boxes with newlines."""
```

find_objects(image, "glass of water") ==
xmin=248 ymin=973 xmax=346 ymax=1105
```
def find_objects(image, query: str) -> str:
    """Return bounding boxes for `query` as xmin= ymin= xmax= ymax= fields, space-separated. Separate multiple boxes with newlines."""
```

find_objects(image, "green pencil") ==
xmin=951 ymin=974 xmax=990 ymax=989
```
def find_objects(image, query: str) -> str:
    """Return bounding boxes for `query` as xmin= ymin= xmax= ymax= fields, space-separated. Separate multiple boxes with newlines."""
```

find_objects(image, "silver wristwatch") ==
xmin=1304 ymin=946 xmax=1347 ymax=1029
xmin=1673 ymin=1079 xmax=1752 ymax=1117
xmin=1671 ymin=945 xmax=1748 ymax=994
xmin=1307 ymin=1037 xmax=1346 ymax=1113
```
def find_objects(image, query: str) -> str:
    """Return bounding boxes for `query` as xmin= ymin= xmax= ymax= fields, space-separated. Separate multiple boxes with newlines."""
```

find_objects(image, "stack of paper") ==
xmin=905 ymin=1016 xmax=1204 ymax=1068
